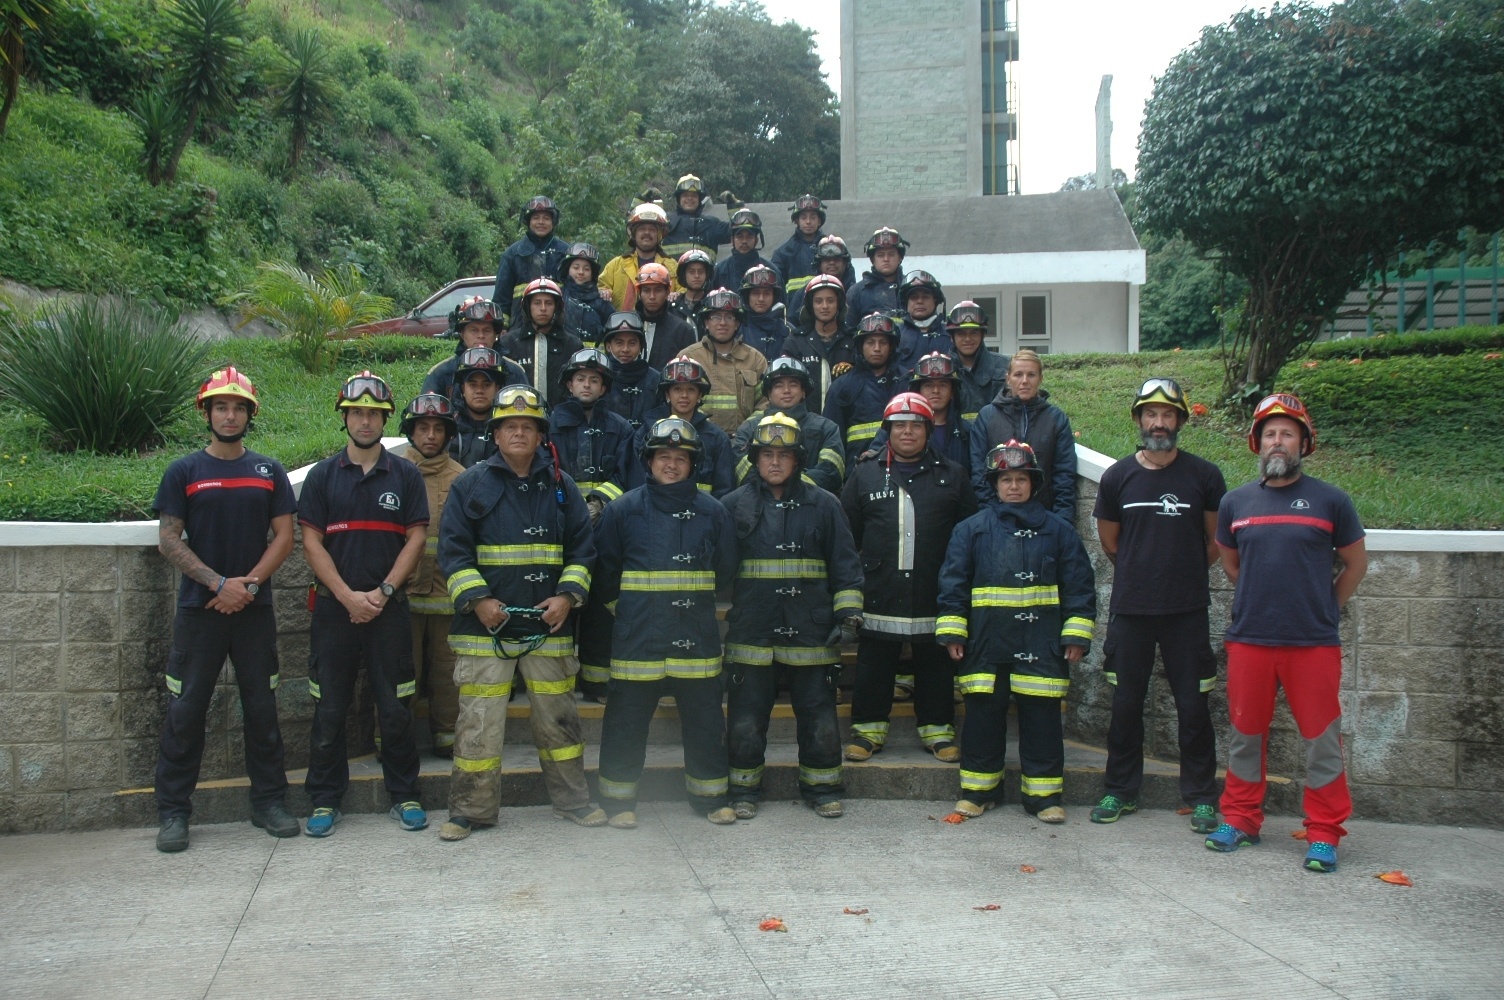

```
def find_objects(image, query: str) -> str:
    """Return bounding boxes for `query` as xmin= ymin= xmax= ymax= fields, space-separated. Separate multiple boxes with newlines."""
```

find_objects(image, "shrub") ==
xmin=0 ymin=298 xmax=211 ymax=453
xmin=232 ymin=260 xmax=394 ymax=373
xmin=1305 ymin=324 xmax=1504 ymax=360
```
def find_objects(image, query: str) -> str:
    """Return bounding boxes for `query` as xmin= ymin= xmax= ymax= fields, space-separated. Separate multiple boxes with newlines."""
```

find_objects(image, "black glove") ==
xmin=825 ymin=616 xmax=862 ymax=647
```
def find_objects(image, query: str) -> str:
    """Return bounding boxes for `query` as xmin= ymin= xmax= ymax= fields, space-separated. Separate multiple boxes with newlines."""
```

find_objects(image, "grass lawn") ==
xmin=1 ymin=336 xmax=1501 ymax=529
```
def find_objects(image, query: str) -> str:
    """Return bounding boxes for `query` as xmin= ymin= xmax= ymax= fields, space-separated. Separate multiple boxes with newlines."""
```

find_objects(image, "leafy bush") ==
xmin=232 ymin=260 xmax=394 ymax=372
xmin=0 ymin=298 xmax=211 ymax=453
xmin=1305 ymin=324 xmax=1504 ymax=360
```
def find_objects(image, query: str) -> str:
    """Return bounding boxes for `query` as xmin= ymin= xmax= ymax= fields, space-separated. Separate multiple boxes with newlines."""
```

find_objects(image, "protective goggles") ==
xmin=458 ymin=300 xmax=498 ymax=323
xmin=406 ymin=393 xmax=454 ymax=417
xmin=496 ymin=385 xmax=545 ymax=410
xmin=914 ymin=354 xmax=956 ymax=379
xmin=339 ymin=375 xmax=393 ymax=405
xmin=950 ymin=306 xmax=987 ymax=328
xmin=744 ymin=268 xmax=779 ymax=289
xmin=458 ymin=347 xmax=502 ymax=370
xmin=869 ymin=230 xmax=908 ymax=250
xmin=1135 ymin=378 xmax=1186 ymax=405
xmin=987 ymin=444 xmax=1036 ymax=472
xmin=662 ymin=359 xmax=706 ymax=384
xmin=751 ymin=421 xmax=800 ymax=449
xmin=857 ymin=314 xmax=895 ymax=335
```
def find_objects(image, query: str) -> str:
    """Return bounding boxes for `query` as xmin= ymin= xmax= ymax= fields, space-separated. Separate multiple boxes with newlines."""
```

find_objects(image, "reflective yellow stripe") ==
xmin=772 ymin=645 xmax=839 ymax=665
xmin=1010 ymin=674 xmax=1070 ymax=698
xmin=957 ymin=672 xmax=995 ymax=695
xmin=448 ymin=634 xmax=577 ymax=657
xmin=165 ymin=675 xmax=182 ymax=695
xmin=1104 ymin=671 xmax=1118 ymax=686
xmin=308 ymin=679 xmax=321 ymax=699
xmin=850 ymin=721 xmax=888 ymax=743
xmin=730 ymin=765 xmax=763 ymax=787
xmin=1061 ymin=616 xmax=1094 ymax=642
xmin=738 ymin=559 xmax=826 ymax=579
xmin=725 ymin=643 xmax=774 ymax=666
xmin=446 ymin=568 xmax=488 ymax=602
xmin=844 ymin=420 xmax=881 ymax=443
xmin=735 ymin=455 xmax=751 ymax=481
xmin=1199 ymin=676 xmax=1216 ymax=693
xmin=408 ymin=594 xmax=452 ymax=614
xmin=268 ymin=673 xmax=280 ymax=691
xmin=697 ymin=482 xmax=713 ymax=493
xmin=935 ymin=614 xmax=968 ymax=640
xmin=610 ymin=657 xmax=721 ymax=679
xmin=818 ymin=447 xmax=846 ymax=477
xmin=539 ymin=742 xmax=584 ymax=762
xmin=833 ymin=589 xmax=863 ymax=612
xmin=704 ymin=394 xmax=738 ymax=410
xmin=581 ymin=662 xmax=611 ymax=683
xmin=960 ymin=768 xmax=1003 ymax=791
xmin=916 ymin=724 xmax=955 ymax=746
xmin=454 ymin=755 xmax=501 ymax=773
xmin=785 ymin=275 xmax=813 ymax=293
xmin=799 ymin=764 xmax=841 ymax=786
xmin=477 ymin=543 xmax=563 ymax=565
xmin=559 ymin=563 xmax=591 ymax=591
xmin=460 ymin=682 xmax=513 ymax=698
xmin=591 ymin=482 xmax=624 ymax=502
xmin=685 ymin=773 xmax=729 ymax=797
xmin=961 ymin=410 xmax=980 ymax=422
xmin=1021 ymin=774 xmax=1063 ymax=797
xmin=621 ymin=570 xmax=715 ymax=589
xmin=972 ymin=586 xmax=1060 ymax=607
xmin=528 ymin=676 xmax=576 ymax=695
xmin=598 ymin=775 xmax=636 ymax=800
xmin=424 ymin=536 xmax=438 ymax=554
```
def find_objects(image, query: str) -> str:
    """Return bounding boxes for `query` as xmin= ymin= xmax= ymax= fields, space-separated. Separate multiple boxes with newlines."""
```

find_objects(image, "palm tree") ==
xmin=131 ymin=89 xmax=185 ymax=186
xmin=234 ymin=261 xmax=394 ymax=373
xmin=162 ymin=0 xmax=245 ymax=184
xmin=271 ymin=28 xmax=337 ymax=177
xmin=0 ymin=0 xmax=51 ymax=136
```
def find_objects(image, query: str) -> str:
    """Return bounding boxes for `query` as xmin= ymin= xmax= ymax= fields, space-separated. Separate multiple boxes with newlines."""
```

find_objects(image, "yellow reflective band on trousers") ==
xmin=454 ymin=754 xmax=502 ymax=773
xmin=960 ymin=768 xmax=1003 ymax=791
xmin=539 ymin=742 xmax=584 ymax=762
xmin=819 ymin=447 xmax=846 ymax=477
xmin=773 ymin=645 xmax=839 ymax=665
xmin=396 ymin=679 xmax=417 ymax=698
xmin=598 ymin=775 xmax=636 ymax=801
xmin=916 ymin=724 xmax=956 ymax=746
xmin=738 ymin=559 xmax=826 ymax=580
xmin=269 ymin=673 xmax=280 ymax=691
xmin=409 ymin=594 xmax=451 ymax=614
xmin=1021 ymin=774 xmax=1064 ymax=797
xmin=621 ymin=570 xmax=715 ymax=590
xmin=165 ymin=675 xmax=183 ymax=695
xmin=936 ymin=614 xmax=969 ymax=640
xmin=972 ymin=585 xmax=1060 ymax=607
xmin=725 ymin=643 xmax=774 ymax=666
xmin=956 ymin=672 xmax=996 ymax=695
xmin=685 ymin=773 xmax=729 ymax=797
xmin=527 ymin=676 xmax=576 ymax=696
xmin=845 ymin=420 xmax=881 ymax=444
xmin=833 ymin=589 xmax=863 ymax=612
xmin=610 ymin=657 xmax=722 ymax=680
xmin=448 ymin=634 xmax=576 ymax=657
xmin=730 ymin=765 xmax=764 ymax=788
xmin=1010 ymin=674 xmax=1069 ymax=697
xmin=1061 ymin=616 xmax=1094 ymax=642
xmin=308 ymin=679 xmax=321 ymax=699
xmin=559 ymin=563 xmax=592 ymax=591
xmin=1199 ymin=676 xmax=1217 ymax=693
xmin=446 ymin=568 xmax=487 ymax=601
xmin=477 ymin=543 xmax=563 ymax=566
xmin=460 ymin=681 xmax=512 ymax=698
xmin=581 ymin=661 xmax=610 ymax=683
xmin=851 ymin=721 xmax=888 ymax=744
xmin=799 ymin=764 xmax=841 ymax=786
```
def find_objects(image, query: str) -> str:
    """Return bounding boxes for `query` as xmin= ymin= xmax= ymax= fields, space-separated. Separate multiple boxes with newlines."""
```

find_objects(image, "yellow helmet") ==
xmin=488 ymin=384 xmax=549 ymax=432
xmin=749 ymin=412 xmax=801 ymax=452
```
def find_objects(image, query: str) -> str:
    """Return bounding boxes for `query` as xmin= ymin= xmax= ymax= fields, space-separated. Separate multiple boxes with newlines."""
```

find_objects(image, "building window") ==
xmin=1018 ymin=292 xmax=1050 ymax=352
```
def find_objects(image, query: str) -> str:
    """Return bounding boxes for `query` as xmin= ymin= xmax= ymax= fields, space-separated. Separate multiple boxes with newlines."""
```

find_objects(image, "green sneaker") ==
xmin=1089 ymin=795 xmax=1138 ymax=824
xmin=1189 ymin=804 xmax=1218 ymax=834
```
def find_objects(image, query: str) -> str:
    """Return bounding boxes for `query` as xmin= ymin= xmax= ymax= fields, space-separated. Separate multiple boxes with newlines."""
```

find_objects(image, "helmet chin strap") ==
xmin=209 ymin=421 xmax=246 ymax=445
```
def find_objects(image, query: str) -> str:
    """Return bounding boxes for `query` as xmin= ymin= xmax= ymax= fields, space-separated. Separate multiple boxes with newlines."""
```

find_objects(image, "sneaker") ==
xmin=732 ymin=800 xmax=758 ymax=820
xmin=439 ymin=816 xmax=477 ymax=841
xmin=250 ymin=804 xmax=300 ymax=838
xmin=1304 ymin=841 xmax=1338 ymax=873
xmin=706 ymin=806 xmax=738 ymax=825
xmin=304 ymin=807 xmax=342 ymax=838
xmin=1204 ymin=822 xmax=1260 ymax=852
xmin=1089 ymin=795 xmax=1138 ymax=824
xmin=844 ymin=737 xmax=881 ymax=762
xmin=156 ymin=815 xmax=189 ymax=853
xmin=1036 ymin=806 xmax=1067 ymax=824
xmin=607 ymin=811 xmax=638 ymax=830
xmin=814 ymin=800 xmax=844 ymax=818
xmin=926 ymin=741 xmax=961 ymax=763
xmin=953 ymin=799 xmax=996 ymax=818
xmin=389 ymin=801 xmax=428 ymax=832
xmin=554 ymin=805 xmax=608 ymax=827
xmin=1190 ymin=804 xmax=1219 ymax=834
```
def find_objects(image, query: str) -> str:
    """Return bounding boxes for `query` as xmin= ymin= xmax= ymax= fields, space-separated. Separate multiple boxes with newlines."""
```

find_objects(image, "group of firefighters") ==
xmin=151 ymin=179 xmax=1368 ymax=875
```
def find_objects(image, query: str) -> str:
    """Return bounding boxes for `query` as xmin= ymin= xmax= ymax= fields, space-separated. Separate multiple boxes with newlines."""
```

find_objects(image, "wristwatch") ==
xmin=379 ymin=582 xmax=395 ymax=598
xmin=245 ymin=583 xmax=260 ymax=596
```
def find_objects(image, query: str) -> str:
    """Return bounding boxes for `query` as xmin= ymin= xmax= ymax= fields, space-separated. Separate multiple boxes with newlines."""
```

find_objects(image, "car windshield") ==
xmin=419 ymin=281 xmax=490 ymax=318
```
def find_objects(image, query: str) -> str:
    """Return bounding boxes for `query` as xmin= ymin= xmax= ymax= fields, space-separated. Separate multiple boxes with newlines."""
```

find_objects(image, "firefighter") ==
xmin=783 ymin=272 xmax=857 ymax=414
xmin=498 ymin=278 xmax=584 ymax=407
xmin=948 ymin=301 xmax=1008 ymax=421
xmin=662 ymin=173 xmax=731 ymax=261
xmin=682 ymin=287 xmax=769 ymax=435
xmin=712 ymin=209 xmax=778 ymax=292
xmin=492 ymin=195 xmax=571 ymax=327
xmin=738 ymin=263 xmax=794 ymax=363
xmin=599 ymin=202 xmax=681 ymax=308
xmin=557 ymin=242 xmax=612 ymax=343
xmin=634 ymin=355 xmax=737 ymax=499
xmin=449 ymin=347 xmax=504 ymax=469
xmin=771 ymin=193 xmax=829 ymax=299
xmin=846 ymin=227 xmax=908 ymax=328
xmin=669 ymin=248 xmax=715 ymax=323
xmin=634 ymin=262 xmax=698 ymax=368
xmin=397 ymin=393 xmax=466 ymax=760
xmin=549 ymin=348 xmax=639 ymax=518
xmin=863 ymin=352 xmax=972 ymax=474
xmin=420 ymin=296 xmax=526 ymax=401
xmin=895 ymin=270 xmax=951 ymax=372
xmin=437 ymin=384 xmax=603 ymax=840
xmin=824 ymin=312 xmax=909 ymax=470
xmin=842 ymin=392 xmax=977 ymax=762
xmin=594 ymin=417 xmax=740 ymax=828
xmin=730 ymin=356 xmax=845 ymax=494
xmin=970 ymin=348 xmax=1078 ymax=518
xmin=938 ymin=441 xmax=1096 ymax=823
xmin=786 ymin=235 xmax=855 ymax=326
xmin=598 ymin=312 xmax=661 ymax=433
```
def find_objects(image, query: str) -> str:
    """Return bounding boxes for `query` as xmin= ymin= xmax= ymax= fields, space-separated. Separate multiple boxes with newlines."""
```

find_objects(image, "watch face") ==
xmin=246 ymin=583 xmax=259 ymax=595
xmin=381 ymin=583 xmax=395 ymax=596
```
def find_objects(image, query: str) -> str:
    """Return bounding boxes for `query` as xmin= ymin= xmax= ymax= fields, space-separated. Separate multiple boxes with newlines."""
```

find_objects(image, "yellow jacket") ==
xmin=682 ymin=336 xmax=769 ymax=435
xmin=597 ymin=251 xmax=683 ymax=310
xmin=400 ymin=447 xmax=466 ymax=613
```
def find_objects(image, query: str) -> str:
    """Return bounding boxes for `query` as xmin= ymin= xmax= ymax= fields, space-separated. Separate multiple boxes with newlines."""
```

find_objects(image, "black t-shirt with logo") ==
xmin=1093 ymin=450 xmax=1227 ymax=615
xmin=153 ymin=448 xmax=297 ymax=608
xmin=298 ymin=447 xmax=429 ymax=592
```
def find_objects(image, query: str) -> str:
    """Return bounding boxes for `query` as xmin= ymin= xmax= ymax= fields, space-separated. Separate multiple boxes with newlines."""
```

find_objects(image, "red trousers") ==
xmin=1221 ymin=642 xmax=1351 ymax=845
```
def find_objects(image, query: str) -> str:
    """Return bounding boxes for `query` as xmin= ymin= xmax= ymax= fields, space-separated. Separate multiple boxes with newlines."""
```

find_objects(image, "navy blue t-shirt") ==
xmin=298 ymin=447 xmax=429 ymax=592
xmin=153 ymin=448 xmax=297 ymax=608
xmin=1216 ymin=474 xmax=1364 ymax=646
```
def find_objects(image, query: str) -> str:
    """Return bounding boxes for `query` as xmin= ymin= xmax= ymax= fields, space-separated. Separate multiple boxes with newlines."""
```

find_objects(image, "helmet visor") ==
xmin=752 ymin=420 xmax=800 ymax=449
xmin=407 ymin=394 xmax=454 ymax=417
xmin=341 ymin=376 xmax=393 ymax=406
xmin=662 ymin=359 xmax=705 ymax=384
xmin=1136 ymin=378 xmax=1186 ymax=406
xmin=459 ymin=301 xmax=498 ymax=323
xmin=914 ymin=354 xmax=955 ymax=379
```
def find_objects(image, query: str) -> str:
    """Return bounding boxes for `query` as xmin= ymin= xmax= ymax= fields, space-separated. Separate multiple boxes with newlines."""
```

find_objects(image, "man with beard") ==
xmin=1089 ymin=379 xmax=1226 ymax=835
xmin=599 ymin=203 xmax=681 ymax=308
xmin=1207 ymin=393 xmax=1366 ymax=874
xmin=152 ymin=368 xmax=298 ymax=852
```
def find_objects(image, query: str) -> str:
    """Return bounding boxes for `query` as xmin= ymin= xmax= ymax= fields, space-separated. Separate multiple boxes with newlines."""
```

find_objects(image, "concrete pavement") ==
xmin=3 ymin=802 xmax=1501 ymax=999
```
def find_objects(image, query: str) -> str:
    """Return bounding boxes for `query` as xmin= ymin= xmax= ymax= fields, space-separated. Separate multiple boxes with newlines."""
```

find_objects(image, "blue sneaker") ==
xmin=304 ymin=807 xmax=341 ymax=838
xmin=1304 ymin=840 xmax=1338 ymax=873
xmin=390 ymin=801 xmax=428 ymax=832
xmin=1204 ymin=822 xmax=1260 ymax=852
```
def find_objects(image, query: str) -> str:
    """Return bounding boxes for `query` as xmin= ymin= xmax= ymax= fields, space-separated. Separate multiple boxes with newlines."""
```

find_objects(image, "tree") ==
xmin=233 ymin=261 xmax=393 ymax=373
xmin=161 ymin=0 xmax=245 ymax=184
xmin=458 ymin=0 xmax=590 ymax=105
xmin=131 ymin=89 xmax=185 ymax=186
xmin=649 ymin=2 xmax=839 ymax=202
xmin=1059 ymin=168 xmax=1127 ymax=193
xmin=0 ymin=0 xmax=50 ymax=136
xmin=271 ymin=28 xmax=337 ymax=177
xmin=1137 ymin=0 xmax=1504 ymax=403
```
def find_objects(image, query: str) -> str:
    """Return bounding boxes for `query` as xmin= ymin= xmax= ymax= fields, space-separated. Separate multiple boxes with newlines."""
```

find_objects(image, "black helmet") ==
xmin=600 ymin=310 xmax=645 ymax=347
xmin=676 ymin=248 xmax=714 ymax=288
xmin=729 ymin=208 xmax=765 ymax=249
xmin=761 ymin=356 xmax=813 ymax=397
xmin=699 ymin=287 xmax=744 ymax=320
xmin=455 ymin=347 xmax=506 ymax=384
xmin=864 ymin=227 xmax=910 ymax=259
xmin=560 ymin=348 xmax=614 ymax=389
xmin=910 ymin=351 xmax=961 ymax=388
xmin=854 ymin=312 xmax=899 ymax=347
xmin=740 ymin=264 xmax=783 ymax=303
xmin=789 ymin=194 xmax=827 ymax=224
xmin=813 ymin=235 xmax=851 ymax=263
xmin=520 ymin=195 xmax=559 ymax=229
xmin=400 ymin=392 xmax=458 ymax=439
xmin=640 ymin=415 xmax=702 ymax=469
xmin=899 ymin=270 xmax=944 ymax=310
xmin=947 ymin=299 xmax=989 ymax=331
xmin=558 ymin=242 xmax=601 ymax=283
xmin=984 ymin=439 xmax=1044 ymax=492
xmin=659 ymin=356 xmax=712 ymax=396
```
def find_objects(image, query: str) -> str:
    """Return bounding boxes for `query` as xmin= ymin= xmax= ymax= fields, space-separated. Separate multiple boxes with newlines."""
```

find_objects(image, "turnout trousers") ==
xmin=449 ymin=652 xmax=590 ymax=823
xmin=850 ymin=637 xmax=956 ymax=749
xmin=1221 ymin=642 xmax=1351 ymax=845
xmin=304 ymin=597 xmax=421 ymax=809
xmin=597 ymin=676 xmax=729 ymax=815
xmin=727 ymin=661 xmax=843 ymax=805
xmin=959 ymin=688 xmax=1065 ymax=812
xmin=156 ymin=605 xmax=287 ymax=821
xmin=1102 ymin=610 xmax=1219 ymax=806
xmin=411 ymin=611 xmax=460 ymax=752
xmin=576 ymin=602 xmax=613 ymax=699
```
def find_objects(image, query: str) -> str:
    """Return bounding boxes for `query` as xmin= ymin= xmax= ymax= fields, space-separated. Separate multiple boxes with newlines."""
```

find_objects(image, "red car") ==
xmin=348 ymin=275 xmax=494 ymax=338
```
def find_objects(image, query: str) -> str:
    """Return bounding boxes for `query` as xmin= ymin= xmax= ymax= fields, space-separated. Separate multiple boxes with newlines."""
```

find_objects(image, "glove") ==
xmin=586 ymin=495 xmax=606 ymax=526
xmin=825 ymin=616 xmax=862 ymax=647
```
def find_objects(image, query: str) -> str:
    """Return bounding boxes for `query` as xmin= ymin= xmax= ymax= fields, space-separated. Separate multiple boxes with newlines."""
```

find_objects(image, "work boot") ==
xmin=250 ymin=803 xmax=300 ymax=838
xmin=554 ymin=805 xmax=608 ymax=827
xmin=439 ymin=816 xmax=477 ymax=841
xmin=844 ymin=737 xmax=880 ymax=762
xmin=926 ymin=741 xmax=961 ymax=763
xmin=953 ymin=799 xmax=996 ymax=818
xmin=706 ymin=806 xmax=738 ymax=825
xmin=813 ymin=800 xmax=844 ymax=818
xmin=607 ymin=811 xmax=638 ymax=830
xmin=156 ymin=816 xmax=189 ymax=853
xmin=732 ymin=801 xmax=758 ymax=820
xmin=1036 ymin=806 xmax=1067 ymax=824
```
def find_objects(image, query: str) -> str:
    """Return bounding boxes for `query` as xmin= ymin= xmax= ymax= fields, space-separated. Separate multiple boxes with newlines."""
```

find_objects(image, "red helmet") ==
xmin=196 ymin=366 xmax=259 ymax=416
xmin=984 ymin=439 xmax=1044 ymax=491
xmin=883 ymin=392 xmax=934 ymax=425
xmin=522 ymin=277 xmax=564 ymax=304
xmin=635 ymin=262 xmax=672 ymax=288
xmin=1248 ymin=393 xmax=1317 ymax=456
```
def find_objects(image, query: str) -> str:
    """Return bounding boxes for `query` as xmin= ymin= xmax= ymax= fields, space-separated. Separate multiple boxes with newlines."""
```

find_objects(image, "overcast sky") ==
xmin=745 ymin=0 xmax=1336 ymax=195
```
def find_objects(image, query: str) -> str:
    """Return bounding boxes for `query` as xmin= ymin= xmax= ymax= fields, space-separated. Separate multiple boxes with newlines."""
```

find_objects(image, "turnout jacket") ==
xmin=561 ymin=281 xmax=611 ymax=343
xmin=602 ymin=356 xmax=661 ymax=432
xmin=493 ymin=233 xmax=571 ymax=325
xmin=955 ymin=349 xmax=1010 ymax=421
xmin=822 ymin=363 xmax=910 ymax=471
xmin=421 ymin=343 xmax=528 ymax=401
xmin=781 ymin=327 xmax=857 ymax=414
xmin=439 ymin=451 xmax=595 ymax=657
xmin=638 ymin=307 xmax=698 ymax=370
xmin=449 ymin=407 xmax=498 ymax=469
xmin=741 ymin=306 xmax=794 ymax=364
xmin=936 ymin=499 xmax=1095 ymax=698
xmin=969 ymin=388 xmax=1078 ymax=517
xmin=593 ymin=478 xmax=737 ymax=680
xmin=846 ymin=269 xmax=903 ymax=328
xmin=770 ymin=230 xmax=824 ymax=296
xmin=712 ymin=250 xmax=778 ymax=295
xmin=401 ymin=448 xmax=466 ymax=615
xmin=896 ymin=316 xmax=953 ymax=372
xmin=663 ymin=209 xmax=731 ymax=262
xmin=498 ymin=324 xmax=584 ymax=408
xmin=841 ymin=448 xmax=977 ymax=638
xmin=681 ymin=335 xmax=770 ymax=436
xmin=721 ymin=474 xmax=864 ymax=664
xmin=731 ymin=404 xmax=845 ymax=494
xmin=633 ymin=405 xmax=737 ymax=499
xmin=548 ymin=398 xmax=640 ymax=503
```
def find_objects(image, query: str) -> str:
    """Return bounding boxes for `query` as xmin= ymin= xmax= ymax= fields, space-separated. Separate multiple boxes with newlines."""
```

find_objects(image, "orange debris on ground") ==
xmin=941 ymin=812 xmax=968 ymax=824
xmin=1019 ymin=865 xmax=1037 ymax=873
xmin=973 ymin=904 xmax=1001 ymax=911
xmin=1377 ymin=871 xmax=1415 ymax=886
xmin=842 ymin=907 xmax=869 ymax=916
xmin=759 ymin=917 xmax=788 ymax=932
xmin=1291 ymin=829 xmax=1308 ymax=840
